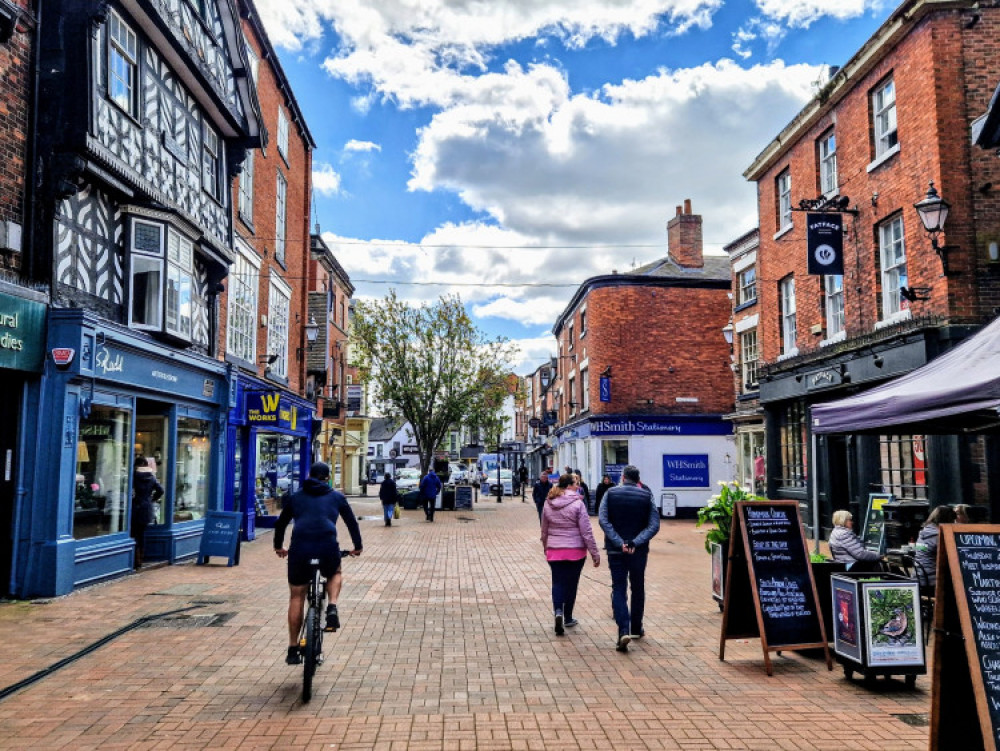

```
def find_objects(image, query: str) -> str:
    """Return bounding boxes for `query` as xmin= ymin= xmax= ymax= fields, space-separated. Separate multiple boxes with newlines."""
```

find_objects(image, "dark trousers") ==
xmin=547 ymin=557 xmax=586 ymax=620
xmin=608 ymin=548 xmax=648 ymax=636
xmin=423 ymin=495 xmax=435 ymax=521
xmin=535 ymin=500 xmax=545 ymax=520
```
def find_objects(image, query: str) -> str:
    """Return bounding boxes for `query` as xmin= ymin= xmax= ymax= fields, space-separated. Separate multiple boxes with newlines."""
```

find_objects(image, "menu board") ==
xmin=455 ymin=485 xmax=473 ymax=510
xmin=719 ymin=500 xmax=830 ymax=675
xmin=861 ymin=493 xmax=892 ymax=554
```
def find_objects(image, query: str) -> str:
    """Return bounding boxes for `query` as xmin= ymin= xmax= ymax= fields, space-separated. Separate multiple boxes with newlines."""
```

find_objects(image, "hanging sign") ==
xmin=806 ymin=213 xmax=844 ymax=275
xmin=599 ymin=376 xmax=611 ymax=402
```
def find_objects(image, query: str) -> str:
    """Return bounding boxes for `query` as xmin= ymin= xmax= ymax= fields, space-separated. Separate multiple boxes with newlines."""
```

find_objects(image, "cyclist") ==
xmin=274 ymin=461 xmax=363 ymax=665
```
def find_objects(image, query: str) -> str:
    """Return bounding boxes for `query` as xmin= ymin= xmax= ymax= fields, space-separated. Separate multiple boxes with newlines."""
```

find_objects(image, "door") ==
xmin=0 ymin=373 xmax=22 ymax=596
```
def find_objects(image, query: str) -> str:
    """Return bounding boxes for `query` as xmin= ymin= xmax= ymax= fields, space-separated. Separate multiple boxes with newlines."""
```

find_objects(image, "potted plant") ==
xmin=697 ymin=481 xmax=766 ymax=607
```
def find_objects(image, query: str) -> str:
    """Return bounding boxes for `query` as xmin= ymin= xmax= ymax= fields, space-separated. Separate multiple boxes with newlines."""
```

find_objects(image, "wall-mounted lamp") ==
xmin=914 ymin=181 xmax=959 ymax=276
xmin=873 ymin=353 xmax=884 ymax=368
xmin=304 ymin=316 xmax=319 ymax=347
xmin=721 ymin=322 xmax=734 ymax=353
xmin=871 ymin=192 xmax=879 ymax=207
xmin=600 ymin=366 xmax=612 ymax=378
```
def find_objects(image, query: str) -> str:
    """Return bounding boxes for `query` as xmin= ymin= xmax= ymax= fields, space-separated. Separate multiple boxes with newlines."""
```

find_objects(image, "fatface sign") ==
xmin=806 ymin=213 xmax=844 ymax=275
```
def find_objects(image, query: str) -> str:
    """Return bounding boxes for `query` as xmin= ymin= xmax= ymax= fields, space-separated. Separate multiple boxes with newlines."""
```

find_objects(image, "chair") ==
xmin=911 ymin=559 xmax=935 ymax=645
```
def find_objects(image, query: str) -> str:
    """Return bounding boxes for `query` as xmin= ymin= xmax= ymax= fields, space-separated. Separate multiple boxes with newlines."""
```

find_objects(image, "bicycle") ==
xmin=299 ymin=549 xmax=355 ymax=703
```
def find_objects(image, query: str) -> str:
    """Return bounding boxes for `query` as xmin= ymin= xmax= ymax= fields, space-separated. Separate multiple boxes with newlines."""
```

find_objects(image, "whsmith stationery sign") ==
xmin=806 ymin=213 xmax=844 ymax=275
xmin=0 ymin=292 xmax=45 ymax=372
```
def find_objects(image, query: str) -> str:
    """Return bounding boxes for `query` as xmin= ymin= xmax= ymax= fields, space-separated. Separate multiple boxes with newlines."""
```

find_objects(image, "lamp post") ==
xmin=496 ymin=433 xmax=503 ymax=503
xmin=914 ymin=181 xmax=956 ymax=275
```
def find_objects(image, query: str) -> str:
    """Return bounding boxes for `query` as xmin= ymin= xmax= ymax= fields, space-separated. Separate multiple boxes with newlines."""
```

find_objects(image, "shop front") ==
xmin=224 ymin=375 xmax=314 ymax=541
xmin=16 ymin=309 xmax=229 ymax=597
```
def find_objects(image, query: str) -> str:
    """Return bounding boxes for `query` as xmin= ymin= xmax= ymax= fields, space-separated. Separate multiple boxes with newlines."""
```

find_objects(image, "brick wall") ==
xmin=0 ymin=3 xmax=32 ymax=271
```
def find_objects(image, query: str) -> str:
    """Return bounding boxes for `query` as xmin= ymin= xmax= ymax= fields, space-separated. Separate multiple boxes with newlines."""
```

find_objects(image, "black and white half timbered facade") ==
xmin=17 ymin=0 xmax=263 ymax=597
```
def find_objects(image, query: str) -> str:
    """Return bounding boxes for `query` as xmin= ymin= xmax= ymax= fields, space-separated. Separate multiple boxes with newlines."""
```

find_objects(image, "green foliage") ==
xmin=867 ymin=587 xmax=917 ymax=645
xmin=695 ymin=481 xmax=766 ymax=554
xmin=810 ymin=552 xmax=831 ymax=563
xmin=351 ymin=291 xmax=518 ymax=474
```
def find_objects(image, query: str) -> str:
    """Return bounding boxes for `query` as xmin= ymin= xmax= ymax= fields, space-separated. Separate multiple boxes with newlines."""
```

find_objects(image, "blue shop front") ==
xmin=224 ymin=374 xmax=314 ymax=541
xmin=16 ymin=309 xmax=230 ymax=597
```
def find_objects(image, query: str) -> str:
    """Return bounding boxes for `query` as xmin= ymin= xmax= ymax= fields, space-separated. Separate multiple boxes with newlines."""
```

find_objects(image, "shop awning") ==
xmin=811 ymin=316 xmax=1000 ymax=435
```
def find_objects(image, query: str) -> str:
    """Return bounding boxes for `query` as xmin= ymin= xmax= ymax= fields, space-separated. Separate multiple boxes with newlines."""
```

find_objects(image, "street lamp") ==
xmin=304 ymin=316 xmax=320 ymax=347
xmin=721 ymin=322 xmax=734 ymax=352
xmin=914 ymin=181 xmax=957 ymax=276
xmin=496 ymin=433 xmax=503 ymax=503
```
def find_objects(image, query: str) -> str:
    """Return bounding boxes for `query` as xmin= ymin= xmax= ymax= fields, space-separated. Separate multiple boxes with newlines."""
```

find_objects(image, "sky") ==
xmin=252 ymin=0 xmax=897 ymax=375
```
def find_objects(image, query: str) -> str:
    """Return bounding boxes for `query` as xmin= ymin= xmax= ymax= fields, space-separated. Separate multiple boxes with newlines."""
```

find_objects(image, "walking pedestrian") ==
xmin=541 ymin=473 xmax=600 ymax=635
xmin=598 ymin=464 xmax=660 ymax=652
xmin=594 ymin=474 xmax=614 ymax=510
xmin=573 ymin=469 xmax=591 ymax=514
xmin=378 ymin=472 xmax=398 ymax=527
xmin=532 ymin=471 xmax=553 ymax=521
xmin=419 ymin=467 xmax=442 ymax=522
xmin=131 ymin=456 xmax=163 ymax=569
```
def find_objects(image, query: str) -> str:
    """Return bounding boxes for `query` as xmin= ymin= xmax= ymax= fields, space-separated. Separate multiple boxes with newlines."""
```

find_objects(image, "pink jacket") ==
xmin=541 ymin=490 xmax=600 ymax=561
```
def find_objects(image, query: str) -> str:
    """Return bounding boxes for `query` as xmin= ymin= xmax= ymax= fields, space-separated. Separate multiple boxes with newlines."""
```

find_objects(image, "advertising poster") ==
xmin=711 ymin=541 xmax=724 ymax=602
xmin=832 ymin=577 xmax=862 ymax=662
xmin=865 ymin=582 xmax=924 ymax=667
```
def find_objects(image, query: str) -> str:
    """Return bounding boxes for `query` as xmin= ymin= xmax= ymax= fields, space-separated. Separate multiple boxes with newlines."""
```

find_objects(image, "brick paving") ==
xmin=0 ymin=497 xmax=929 ymax=750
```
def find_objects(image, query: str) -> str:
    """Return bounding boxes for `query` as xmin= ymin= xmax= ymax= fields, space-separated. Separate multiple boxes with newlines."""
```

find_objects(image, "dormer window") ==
xmin=129 ymin=219 xmax=194 ymax=343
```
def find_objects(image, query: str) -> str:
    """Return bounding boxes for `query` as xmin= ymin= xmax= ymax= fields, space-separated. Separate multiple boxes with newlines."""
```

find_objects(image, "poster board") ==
xmin=711 ymin=541 xmax=724 ymax=603
xmin=861 ymin=493 xmax=893 ymax=554
xmin=719 ymin=500 xmax=832 ymax=675
xmin=455 ymin=485 xmax=473 ymax=510
xmin=930 ymin=525 xmax=1000 ymax=751
xmin=196 ymin=510 xmax=242 ymax=566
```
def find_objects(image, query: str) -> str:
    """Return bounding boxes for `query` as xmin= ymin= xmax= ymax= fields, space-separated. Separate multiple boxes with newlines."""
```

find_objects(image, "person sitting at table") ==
xmin=828 ymin=510 xmax=882 ymax=571
xmin=913 ymin=505 xmax=957 ymax=591
xmin=953 ymin=503 xmax=972 ymax=524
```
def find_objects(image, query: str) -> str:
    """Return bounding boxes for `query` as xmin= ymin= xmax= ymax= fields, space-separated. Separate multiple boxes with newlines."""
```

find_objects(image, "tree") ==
xmin=351 ymin=292 xmax=518 ymax=475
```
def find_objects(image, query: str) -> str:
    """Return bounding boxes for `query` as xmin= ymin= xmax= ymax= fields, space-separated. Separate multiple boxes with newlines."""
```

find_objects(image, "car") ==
xmin=449 ymin=463 xmax=469 ymax=483
xmin=394 ymin=467 xmax=422 ymax=492
xmin=488 ymin=468 xmax=514 ymax=496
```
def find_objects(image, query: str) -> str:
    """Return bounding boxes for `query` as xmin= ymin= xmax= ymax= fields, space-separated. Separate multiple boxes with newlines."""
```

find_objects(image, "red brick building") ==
xmin=545 ymin=200 xmax=733 ymax=517
xmin=743 ymin=0 xmax=1000 ymax=529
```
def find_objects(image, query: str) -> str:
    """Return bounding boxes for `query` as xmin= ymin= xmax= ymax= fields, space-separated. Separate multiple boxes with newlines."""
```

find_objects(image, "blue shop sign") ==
xmin=662 ymin=454 xmax=710 ymax=488
xmin=591 ymin=416 xmax=731 ymax=436
xmin=246 ymin=391 xmax=301 ymax=430
xmin=91 ymin=341 xmax=224 ymax=401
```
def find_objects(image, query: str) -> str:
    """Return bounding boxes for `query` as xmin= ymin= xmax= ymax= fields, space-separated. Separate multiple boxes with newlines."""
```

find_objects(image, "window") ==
xmin=879 ymin=215 xmax=907 ymax=319
xmin=108 ymin=11 xmax=138 ymax=117
xmin=579 ymin=310 xmax=587 ymax=335
xmin=819 ymin=131 xmax=837 ymax=195
xmin=277 ymin=107 xmax=289 ymax=159
xmin=738 ymin=430 xmax=766 ymax=496
xmin=568 ymin=322 xmax=574 ymax=349
xmin=74 ymin=404 xmax=132 ymax=540
xmin=824 ymin=275 xmax=845 ymax=338
xmin=267 ymin=279 xmax=291 ymax=379
xmin=176 ymin=416 xmax=212 ymax=520
xmin=244 ymin=36 xmax=259 ymax=85
xmin=202 ymin=122 xmax=221 ymax=200
xmin=777 ymin=402 xmax=807 ymax=491
xmin=873 ymin=77 xmax=897 ymax=158
xmin=238 ymin=150 xmax=254 ymax=222
xmin=780 ymin=276 xmax=796 ymax=355
xmin=227 ymin=239 xmax=260 ymax=363
xmin=580 ymin=367 xmax=589 ymax=411
xmin=878 ymin=434 xmax=928 ymax=500
xmin=568 ymin=377 xmax=576 ymax=413
xmin=275 ymin=172 xmax=287 ymax=265
xmin=777 ymin=170 xmax=792 ymax=231
xmin=740 ymin=329 xmax=759 ymax=389
xmin=738 ymin=266 xmax=757 ymax=305
xmin=129 ymin=220 xmax=195 ymax=342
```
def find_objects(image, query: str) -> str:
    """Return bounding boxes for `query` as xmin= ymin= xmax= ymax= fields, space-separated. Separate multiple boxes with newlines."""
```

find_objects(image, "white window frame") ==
xmin=879 ymin=215 xmax=908 ymax=320
xmin=227 ymin=238 xmax=260 ymax=363
xmin=128 ymin=219 xmax=194 ymax=342
xmin=202 ymin=122 xmax=221 ymax=201
xmin=777 ymin=170 xmax=792 ymax=231
xmin=738 ymin=266 xmax=756 ymax=305
xmin=238 ymin=149 xmax=254 ymax=222
xmin=819 ymin=131 xmax=837 ymax=196
xmin=267 ymin=277 xmax=291 ymax=379
xmin=740 ymin=329 xmax=759 ymax=389
xmin=244 ymin=35 xmax=259 ymax=85
xmin=568 ymin=376 xmax=576 ymax=414
xmin=580 ymin=367 xmax=589 ymax=411
xmin=873 ymin=77 xmax=898 ymax=159
xmin=824 ymin=275 xmax=845 ymax=339
xmin=275 ymin=172 xmax=287 ymax=265
xmin=568 ymin=322 xmax=574 ymax=350
xmin=108 ymin=10 xmax=138 ymax=117
xmin=129 ymin=219 xmax=165 ymax=331
xmin=780 ymin=276 xmax=797 ymax=356
xmin=277 ymin=107 xmax=289 ymax=160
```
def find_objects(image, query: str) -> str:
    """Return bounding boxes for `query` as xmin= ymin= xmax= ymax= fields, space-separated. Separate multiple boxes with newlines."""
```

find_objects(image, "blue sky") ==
xmin=254 ymin=0 xmax=895 ymax=374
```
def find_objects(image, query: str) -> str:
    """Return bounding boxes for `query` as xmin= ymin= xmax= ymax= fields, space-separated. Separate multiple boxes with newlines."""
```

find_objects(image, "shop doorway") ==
xmin=135 ymin=401 xmax=170 ymax=525
xmin=0 ymin=372 xmax=21 ymax=596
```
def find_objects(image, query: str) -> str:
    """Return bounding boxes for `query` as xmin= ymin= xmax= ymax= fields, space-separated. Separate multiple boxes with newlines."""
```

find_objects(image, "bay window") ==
xmin=129 ymin=219 xmax=194 ymax=342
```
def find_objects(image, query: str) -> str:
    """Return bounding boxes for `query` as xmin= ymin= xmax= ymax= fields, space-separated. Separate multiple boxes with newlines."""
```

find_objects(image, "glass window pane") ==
xmin=75 ymin=405 xmax=132 ymax=539
xmin=175 ymin=417 xmax=212 ymax=520
xmin=131 ymin=255 xmax=162 ymax=328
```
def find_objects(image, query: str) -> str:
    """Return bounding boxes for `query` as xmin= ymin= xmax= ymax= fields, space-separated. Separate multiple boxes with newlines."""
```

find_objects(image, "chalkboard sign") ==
xmin=719 ymin=500 xmax=831 ymax=675
xmin=196 ymin=510 xmax=242 ymax=566
xmin=455 ymin=485 xmax=473 ymax=510
xmin=931 ymin=525 xmax=1000 ymax=751
xmin=861 ymin=493 xmax=893 ymax=554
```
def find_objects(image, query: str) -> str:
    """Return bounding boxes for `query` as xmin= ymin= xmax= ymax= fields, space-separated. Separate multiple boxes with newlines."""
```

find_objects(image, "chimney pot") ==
xmin=675 ymin=206 xmax=682 ymax=217
xmin=684 ymin=199 xmax=692 ymax=215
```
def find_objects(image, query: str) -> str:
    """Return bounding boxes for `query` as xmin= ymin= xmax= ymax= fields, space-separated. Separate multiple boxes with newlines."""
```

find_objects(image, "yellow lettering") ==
xmin=261 ymin=393 xmax=280 ymax=412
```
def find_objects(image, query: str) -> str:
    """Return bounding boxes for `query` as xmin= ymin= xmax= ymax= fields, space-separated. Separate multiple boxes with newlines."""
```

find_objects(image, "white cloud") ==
xmin=753 ymin=0 xmax=885 ymax=29
xmin=344 ymin=139 xmax=381 ymax=153
xmin=312 ymin=163 xmax=342 ymax=196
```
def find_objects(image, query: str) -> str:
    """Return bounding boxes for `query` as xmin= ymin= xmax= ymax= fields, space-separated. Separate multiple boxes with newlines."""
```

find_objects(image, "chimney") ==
xmin=666 ymin=198 xmax=703 ymax=269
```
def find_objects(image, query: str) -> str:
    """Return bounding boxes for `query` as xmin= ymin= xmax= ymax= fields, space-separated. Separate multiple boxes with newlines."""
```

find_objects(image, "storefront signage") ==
xmin=806 ymin=213 xmax=844 ymax=275
xmin=590 ymin=417 xmax=731 ymax=436
xmin=402 ymin=444 xmax=419 ymax=454
xmin=599 ymin=376 xmax=611 ymax=402
xmin=51 ymin=347 xmax=75 ymax=367
xmin=196 ymin=510 xmax=242 ymax=566
xmin=806 ymin=367 xmax=846 ymax=391
xmin=246 ymin=391 xmax=299 ymax=430
xmin=0 ymin=293 xmax=45 ymax=372
xmin=662 ymin=454 xmax=710 ymax=488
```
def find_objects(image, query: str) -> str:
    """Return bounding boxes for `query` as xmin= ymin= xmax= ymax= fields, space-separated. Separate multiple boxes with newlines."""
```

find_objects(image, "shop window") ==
xmin=108 ymin=10 xmax=138 ymax=117
xmin=877 ymin=434 xmax=928 ymax=501
xmin=74 ymin=405 xmax=132 ymax=540
xmin=825 ymin=274 xmax=845 ymax=338
xmin=879 ymin=215 xmax=908 ymax=320
xmin=275 ymin=172 xmax=287 ymax=265
xmin=267 ymin=279 xmax=290 ymax=379
xmin=740 ymin=329 xmax=759 ymax=389
xmin=777 ymin=401 xmax=807 ymax=490
xmin=256 ymin=433 xmax=301 ymax=515
xmin=129 ymin=219 xmax=194 ymax=343
xmin=135 ymin=414 xmax=169 ymax=524
xmin=738 ymin=430 xmax=766 ymax=496
xmin=227 ymin=238 xmax=259 ymax=363
xmin=175 ymin=417 xmax=211 ymax=521
xmin=601 ymin=439 xmax=629 ymax=479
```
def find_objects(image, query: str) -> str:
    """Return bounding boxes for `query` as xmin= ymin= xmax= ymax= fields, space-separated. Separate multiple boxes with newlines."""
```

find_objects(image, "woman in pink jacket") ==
xmin=541 ymin=474 xmax=601 ymax=635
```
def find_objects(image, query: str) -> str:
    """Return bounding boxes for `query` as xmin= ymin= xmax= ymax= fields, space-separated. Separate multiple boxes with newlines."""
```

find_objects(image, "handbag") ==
xmin=394 ymin=503 xmax=401 ymax=520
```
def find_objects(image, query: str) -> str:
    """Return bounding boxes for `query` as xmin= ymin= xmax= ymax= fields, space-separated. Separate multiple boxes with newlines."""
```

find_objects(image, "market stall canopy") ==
xmin=811 ymin=316 xmax=1000 ymax=435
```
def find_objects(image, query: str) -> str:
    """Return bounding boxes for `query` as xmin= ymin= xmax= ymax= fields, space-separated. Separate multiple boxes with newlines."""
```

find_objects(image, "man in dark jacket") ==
xmin=378 ymin=472 xmax=398 ymax=527
xmin=419 ymin=468 xmax=442 ymax=522
xmin=532 ymin=472 xmax=553 ymax=521
xmin=274 ymin=462 xmax=363 ymax=665
xmin=599 ymin=465 xmax=660 ymax=652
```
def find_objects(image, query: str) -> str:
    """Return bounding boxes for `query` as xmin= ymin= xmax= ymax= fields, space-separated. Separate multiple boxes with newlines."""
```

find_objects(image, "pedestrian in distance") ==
xmin=419 ymin=467 xmax=442 ymax=522
xmin=541 ymin=473 xmax=600 ymax=635
xmin=532 ymin=471 xmax=553 ymax=521
xmin=573 ymin=469 xmax=591 ymax=514
xmin=379 ymin=472 xmax=398 ymax=527
xmin=131 ymin=456 xmax=164 ymax=569
xmin=518 ymin=465 xmax=529 ymax=501
xmin=599 ymin=464 xmax=660 ymax=652
xmin=594 ymin=474 xmax=614 ymax=511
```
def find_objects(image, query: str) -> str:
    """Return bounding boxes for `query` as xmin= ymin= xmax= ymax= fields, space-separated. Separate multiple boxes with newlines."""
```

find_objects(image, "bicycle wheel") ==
xmin=302 ymin=602 xmax=317 ymax=702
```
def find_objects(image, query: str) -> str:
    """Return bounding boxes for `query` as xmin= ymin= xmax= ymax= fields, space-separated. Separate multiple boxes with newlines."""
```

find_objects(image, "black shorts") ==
xmin=286 ymin=549 xmax=342 ymax=586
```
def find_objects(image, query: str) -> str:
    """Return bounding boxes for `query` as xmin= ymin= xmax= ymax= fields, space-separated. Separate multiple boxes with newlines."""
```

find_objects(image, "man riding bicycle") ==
xmin=274 ymin=461 xmax=363 ymax=665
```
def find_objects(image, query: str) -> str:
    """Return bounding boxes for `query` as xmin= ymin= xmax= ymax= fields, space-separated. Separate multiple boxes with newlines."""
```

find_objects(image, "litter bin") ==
xmin=400 ymin=490 xmax=422 ymax=510
xmin=442 ymin=486 xmax=456 ymax=510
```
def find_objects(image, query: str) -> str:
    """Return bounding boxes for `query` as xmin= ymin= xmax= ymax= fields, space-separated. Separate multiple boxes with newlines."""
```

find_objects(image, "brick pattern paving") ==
xmin=0 ymin=498 xmax=929 ymax=749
